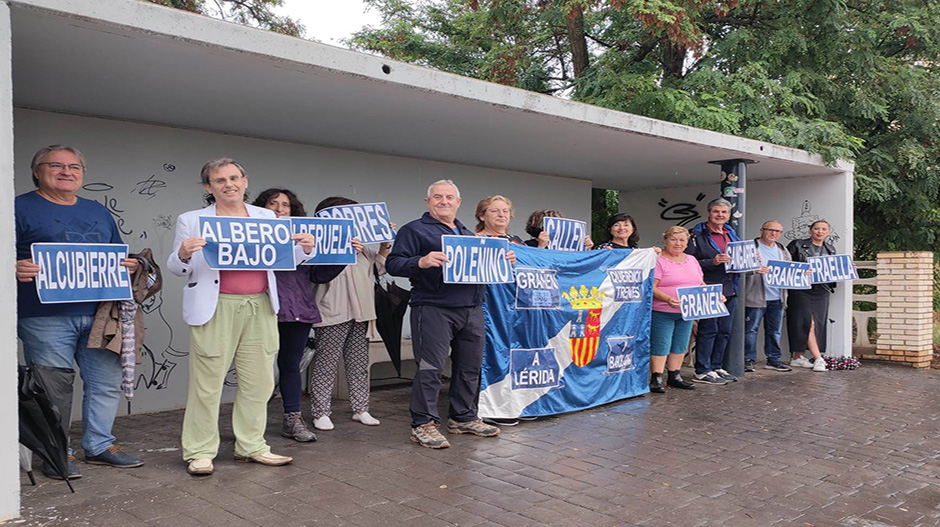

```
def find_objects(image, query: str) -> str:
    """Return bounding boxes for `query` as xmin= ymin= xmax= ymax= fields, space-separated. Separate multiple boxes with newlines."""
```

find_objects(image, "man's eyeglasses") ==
xmin=761 ymin=228 xmax=783 ymax=233
xmin=38 ymin=162 xmax=84 ymax=173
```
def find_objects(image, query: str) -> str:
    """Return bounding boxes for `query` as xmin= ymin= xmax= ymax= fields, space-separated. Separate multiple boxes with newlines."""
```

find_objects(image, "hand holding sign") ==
xmin=419 ymin=251 xmax=448 ymax=269
xmin=178 ymin=237 xmax=206 ymax=261
xmin=16 ymin=258 xmax=41 ymax=282
xmin=292 ymin=232 xmax=315 ymax=255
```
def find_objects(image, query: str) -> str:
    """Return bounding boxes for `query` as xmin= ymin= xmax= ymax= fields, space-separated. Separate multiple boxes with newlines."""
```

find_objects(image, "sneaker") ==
xmin=85 ymin=446 xmax=144 ymax=468
xmin=764 ymin=360 xmax=792 ymax=372
xmin=446 ymin=418 xmax=500 ymax=437
xmin=715 ymin=369 xmax=738 ymax=382
xmin=234 ymin=451 xmax=293 ymax=466
xmin=352 ymin=411 xmax=381 ymax=426
xmin=692 ymin=372 xmax=728 ymax=385
xmin=186 ymin=458 xmax=213 ymax=476
xmin=812 ymin=358 xmax=828 ymax=372
xmin=744 ymin=360 xmax=756 ymax=372
xmin=42 ymin=456 xmax=82 ymax=480
xmin=312 ymin=415 xmax=334 ymax=431
xmin=411 ymin=422 xmax=450 ymax=449
xmin=282 ymin=412 xmax=317 ymax=442
xmin=483 ymin=417 xmax=519 ymax=427
xmin=790 ymin=356 xmax=813 ymax=369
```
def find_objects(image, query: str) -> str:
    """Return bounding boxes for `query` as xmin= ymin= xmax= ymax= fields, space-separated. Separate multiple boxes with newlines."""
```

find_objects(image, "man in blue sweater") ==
xmin=16 ymin=145 xmax=145 ymax=479
xmin=386 ymin=180 xmax=502 ymax=449
xmin=686 ymin=198 xmax=741 ymax=385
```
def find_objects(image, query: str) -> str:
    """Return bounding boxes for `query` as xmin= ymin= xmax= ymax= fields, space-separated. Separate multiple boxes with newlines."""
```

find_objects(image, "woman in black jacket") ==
xmin=786 ymin=220 xmax=836 ymax=372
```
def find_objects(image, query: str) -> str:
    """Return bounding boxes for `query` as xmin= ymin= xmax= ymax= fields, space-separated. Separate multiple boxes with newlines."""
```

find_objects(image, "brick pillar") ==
xmin=871 ymin=252 xmax=934 ymax=368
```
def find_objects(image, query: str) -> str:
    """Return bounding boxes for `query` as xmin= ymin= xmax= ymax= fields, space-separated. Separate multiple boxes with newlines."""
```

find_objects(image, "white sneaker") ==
xmin=812 ymin=358 xmax=828 ymax=372
xmin=312 ymin=416 xmax=334 ymax=431
xmin=791 ymin=356 xmax=814 ymax=369
xmin=352 ymin=411 xmax=380 ymax=426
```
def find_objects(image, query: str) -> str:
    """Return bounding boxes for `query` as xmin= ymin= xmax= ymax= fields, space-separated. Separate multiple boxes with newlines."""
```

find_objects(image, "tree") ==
xmin=350 ymin=0 xmax=940 ymax=256
xmin=147 ymin=0 xmax=304 ymax=37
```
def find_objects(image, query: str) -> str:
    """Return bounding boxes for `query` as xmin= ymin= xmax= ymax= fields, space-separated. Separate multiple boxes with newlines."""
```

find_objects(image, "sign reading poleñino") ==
xmin=31 ymin=243 xmax=133 ymax=303
xmin=199 ymin=217 xmax=295 ymax=271
xmin=442 ymin=235 xmax=514 ymax=284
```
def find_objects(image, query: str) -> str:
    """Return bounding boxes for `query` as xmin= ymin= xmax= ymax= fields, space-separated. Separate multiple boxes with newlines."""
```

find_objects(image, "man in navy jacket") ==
xmin=686 ymin=198 xmax=741 ymax=385
xmin=386 ymin=180 xmax=504 ymax=449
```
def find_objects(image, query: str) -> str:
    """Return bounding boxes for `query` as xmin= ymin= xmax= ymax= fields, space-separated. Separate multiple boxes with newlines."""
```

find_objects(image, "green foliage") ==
xmin=147 ymin=0 xmax=304 ymax=37
xmin=350 ymin=0 xmax=940 ymax=256
xmin=591 ymin=189 xmax=619 ymax=245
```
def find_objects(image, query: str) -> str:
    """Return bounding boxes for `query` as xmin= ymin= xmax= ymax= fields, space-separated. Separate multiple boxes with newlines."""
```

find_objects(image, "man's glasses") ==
xmin=38 ymin=162 xmax=84 ymax=173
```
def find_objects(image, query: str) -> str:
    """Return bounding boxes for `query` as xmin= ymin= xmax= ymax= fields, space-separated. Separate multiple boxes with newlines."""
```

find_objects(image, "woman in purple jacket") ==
xmin=253 ymin=188 xmax=355 ymax=442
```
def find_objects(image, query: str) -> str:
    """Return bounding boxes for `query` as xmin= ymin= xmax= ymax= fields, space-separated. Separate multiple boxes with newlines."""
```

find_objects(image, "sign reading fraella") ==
xmin=315 ymin=202 xmax=395 ymax=244
xmin=808 ymin=254 xmax=859 ymax=283
xmin=31 ymin=243 xmax=133 ymax=303
xmin=764 ymin=260 xmax=812 ymax=289
xmin=676 ymin=284 xmax=728 ymax=321
xmin=724 ymin=240 xmax=761 ymax=273
xmin=441 ymin=235 xmax=513 ymax=284
xmin=199 ymin=217 xmax=295 ymax=271
xmin=543 ymin=217 xmax=586 ymax=252
xmin=289 ymin=217 xmax=357 ymax=265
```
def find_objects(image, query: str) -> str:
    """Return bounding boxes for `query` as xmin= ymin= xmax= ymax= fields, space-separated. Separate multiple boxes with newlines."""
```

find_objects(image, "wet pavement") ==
xmin=10 ymin=362 xmax=940 ymax=527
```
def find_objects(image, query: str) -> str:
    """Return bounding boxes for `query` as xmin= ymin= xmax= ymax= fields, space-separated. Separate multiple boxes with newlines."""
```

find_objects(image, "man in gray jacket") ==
xmin=744 ymin=220 xmax=793 ymax=372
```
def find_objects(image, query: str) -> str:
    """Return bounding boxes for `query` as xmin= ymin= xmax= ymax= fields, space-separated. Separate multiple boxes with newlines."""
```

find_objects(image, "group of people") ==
xmin=648 ymin=198 xmax=837 ymax=395
xmin=15 ymin=145 xmax=838 ymax=480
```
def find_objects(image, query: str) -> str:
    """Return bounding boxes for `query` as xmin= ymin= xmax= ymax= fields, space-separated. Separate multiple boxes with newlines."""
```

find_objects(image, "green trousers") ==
xmin=182 ymin=293 xmax=278 ymax=460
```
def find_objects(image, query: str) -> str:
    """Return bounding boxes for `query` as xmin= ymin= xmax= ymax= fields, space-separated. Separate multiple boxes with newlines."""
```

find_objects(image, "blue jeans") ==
xmin=745 ymin=300 xmax=784 ymax=363
xmin=18 ymin=315 xmax=122 ymax=456
xmin=694 ymin=295 xmax=736 ymax=375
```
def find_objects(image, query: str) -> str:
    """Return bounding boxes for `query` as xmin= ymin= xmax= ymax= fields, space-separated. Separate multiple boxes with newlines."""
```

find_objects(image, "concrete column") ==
xmin=0 ymin=1 xmax=22 ymax=521
xmin=710 ymin=159 xmax=754 ymax=377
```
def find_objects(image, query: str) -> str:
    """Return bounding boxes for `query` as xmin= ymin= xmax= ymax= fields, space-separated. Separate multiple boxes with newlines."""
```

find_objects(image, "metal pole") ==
xmin=708 ymin=159 xmax=755 ymax=377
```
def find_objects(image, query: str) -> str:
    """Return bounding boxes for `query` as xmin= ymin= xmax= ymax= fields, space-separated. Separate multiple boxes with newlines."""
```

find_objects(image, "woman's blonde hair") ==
xmin=663 ymin=225 xmax=690 ymax=240
xmin=475 ymin=195 xmax=514 ymax=233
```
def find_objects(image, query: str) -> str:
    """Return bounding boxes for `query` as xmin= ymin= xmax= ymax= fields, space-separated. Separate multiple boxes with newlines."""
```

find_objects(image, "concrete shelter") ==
xmin=0 ymin=0 xmax=854 ymax=518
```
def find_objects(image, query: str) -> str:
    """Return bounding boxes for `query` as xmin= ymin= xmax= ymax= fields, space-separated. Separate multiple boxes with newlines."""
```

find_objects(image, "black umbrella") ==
xmin=19 ymin=365 xmax=75 ymax=492
xmin=374 ymin=271 xmax=411 ymax=377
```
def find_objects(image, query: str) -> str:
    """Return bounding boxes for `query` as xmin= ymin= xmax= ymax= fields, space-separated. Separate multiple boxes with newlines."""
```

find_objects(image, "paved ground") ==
xmin=10 ymin=362 xmax=940 ymax=527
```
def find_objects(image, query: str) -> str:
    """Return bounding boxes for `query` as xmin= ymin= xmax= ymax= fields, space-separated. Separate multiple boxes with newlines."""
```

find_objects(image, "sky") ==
xmin=274 ymin=0 xmax=382 ymax=46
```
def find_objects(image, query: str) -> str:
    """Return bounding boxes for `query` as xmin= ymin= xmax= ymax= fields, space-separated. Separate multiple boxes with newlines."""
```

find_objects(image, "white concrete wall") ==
xmin=0 ymin=3 xmax=21 ymax=521
xmin=12 ymin=108 xmax=592 ymax=416
xmin=620 ymin=173 xmax=854 ymax=358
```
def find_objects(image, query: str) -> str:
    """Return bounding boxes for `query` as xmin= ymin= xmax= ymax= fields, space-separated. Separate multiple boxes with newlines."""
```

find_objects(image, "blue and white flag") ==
xmin=543 ymin=217 xmax=586 ymax=252
xmin=765 ymin=260 xmax=812 ymax=289
xmin=199 ymin=217 xmax=295 ymax=271
xmin=676 ymin=284 xmax=728 ymax=321
xmin=289 ymin=217 xmax=357 ymax=265
xmin=808 ymin=254 xmax=858 ymax=283
xmin=315 ymin=202 xmax=395 ymax=244
xmin=479 ymin=246 xmax=657 ymax=419
xmin=31 ymin=243 xmax=132 ymax=303
xmin=442 ymin=235 xmax=513 ymax=284
xmin=724 ymin=240 xmax=761 ymax=273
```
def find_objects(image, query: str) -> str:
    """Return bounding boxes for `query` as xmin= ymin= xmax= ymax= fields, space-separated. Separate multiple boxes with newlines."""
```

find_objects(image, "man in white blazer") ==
xmin=167 ymin=158 xmax=312 ymax=476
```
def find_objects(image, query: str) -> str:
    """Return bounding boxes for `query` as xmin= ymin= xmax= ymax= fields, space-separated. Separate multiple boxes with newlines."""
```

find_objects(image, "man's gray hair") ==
xmin=200 ymin=158 xmax=247 ymax=185
xmin=707 ymin=198 xmax=733 ymax=212
xmin=30 ymin=145 xmax=87 ymax=188
xmin=761 ymin=219 xmax=782 ymax=229
xmin=427 ymin=179 xmax=461 ymax=199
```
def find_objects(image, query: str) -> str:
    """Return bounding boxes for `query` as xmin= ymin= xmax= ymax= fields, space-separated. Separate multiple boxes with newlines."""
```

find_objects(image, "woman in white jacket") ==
xmin=167 ymin=158 xmax=312 ymax=476
xmin=309 ymin=197 xmax=393 ymax=430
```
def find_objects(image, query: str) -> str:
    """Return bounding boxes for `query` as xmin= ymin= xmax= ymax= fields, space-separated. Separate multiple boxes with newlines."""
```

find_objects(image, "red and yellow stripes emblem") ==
xmin=570 ymin=336 xmax=600 ymax=366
